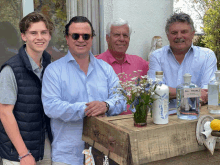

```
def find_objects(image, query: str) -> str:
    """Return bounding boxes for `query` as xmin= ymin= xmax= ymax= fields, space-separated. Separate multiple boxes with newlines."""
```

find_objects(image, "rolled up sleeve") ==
xmin=104 ymin=66 xmax=127 ymax=116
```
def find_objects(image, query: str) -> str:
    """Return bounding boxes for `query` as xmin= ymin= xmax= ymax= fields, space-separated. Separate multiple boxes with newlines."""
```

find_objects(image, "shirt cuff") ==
xmin=82 ymin=103 xmax=87 ymax=117
xmin=105 ymin=101 xmax=114 ymax=113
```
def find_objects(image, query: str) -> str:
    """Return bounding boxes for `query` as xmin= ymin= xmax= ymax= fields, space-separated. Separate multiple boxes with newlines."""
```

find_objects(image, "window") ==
xmin=34 ymin=0 xmax=67 ymax=61
xmin=67 ymin=0 xmax=102 ymax=55
xmin=0 ymin=0 xmax=102 ymax=63
xmin=0 ymin=0 xmax=22 ymax=66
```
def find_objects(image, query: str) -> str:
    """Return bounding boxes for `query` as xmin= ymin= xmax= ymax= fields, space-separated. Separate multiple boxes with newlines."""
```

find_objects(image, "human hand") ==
xmin=200 ymin=89 xmax=208 ymax=105
xmin=20 ymin=154 xmax=36 ymax=165
xmin=169 ymin=87 xmax=176 ymax=99
xmin=97 ymin=114 xmax=107 ymax=118
xmin=85 ymin=101 xmax=107 ymax=117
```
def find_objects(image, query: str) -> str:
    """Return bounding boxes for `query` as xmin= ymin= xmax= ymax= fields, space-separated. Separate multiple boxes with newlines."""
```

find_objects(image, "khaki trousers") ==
xmin=2 ymin=133 xmax=51 ymax=165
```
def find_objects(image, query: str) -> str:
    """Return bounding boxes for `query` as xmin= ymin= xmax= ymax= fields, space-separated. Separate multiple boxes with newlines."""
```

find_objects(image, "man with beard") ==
xmin=147 ymin=12 xmax=217 ymax=110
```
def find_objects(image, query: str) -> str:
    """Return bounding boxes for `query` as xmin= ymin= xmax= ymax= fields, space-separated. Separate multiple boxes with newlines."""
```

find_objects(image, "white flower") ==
xmin=131 ymin=77 xmax=137 ymax=81
xmin=133 ymin=88 xmax=138 ymax=93
xmin=141 ymin=75 xmax=148 ymax=79
xmin=148 ymin=79 xmax=153 ymax=85
xmin=137 ymin=86 xmax=142 ymax=90
xmin=115 ymin=70 xmax=158 ymax=110
xmin=127 ymin=91 xmax=131 ymax=96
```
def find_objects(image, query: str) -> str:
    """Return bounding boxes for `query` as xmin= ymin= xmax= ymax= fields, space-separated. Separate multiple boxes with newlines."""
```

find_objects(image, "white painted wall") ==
xmin=102 ymin=0 xmax=173 ymax=60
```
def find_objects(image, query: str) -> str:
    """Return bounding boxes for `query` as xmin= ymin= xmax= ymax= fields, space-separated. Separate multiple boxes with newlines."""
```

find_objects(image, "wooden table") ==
xmin=82 ymin=106 xmax=220 ymax=165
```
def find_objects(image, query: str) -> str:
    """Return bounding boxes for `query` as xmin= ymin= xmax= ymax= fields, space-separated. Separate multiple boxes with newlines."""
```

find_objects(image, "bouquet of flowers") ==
xmin=115 ymin=70 xmax=159 ymax=126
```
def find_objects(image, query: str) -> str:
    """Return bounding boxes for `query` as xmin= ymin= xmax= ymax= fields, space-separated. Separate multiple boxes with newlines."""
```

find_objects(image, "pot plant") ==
xmin=116 ymin=71 xmax=158 ymax=127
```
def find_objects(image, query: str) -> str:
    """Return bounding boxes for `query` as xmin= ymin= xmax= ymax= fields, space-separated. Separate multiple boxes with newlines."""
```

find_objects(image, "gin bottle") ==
xmin=208 ymin=70 xmax=220 ymax=114
xmin=152 ymin=71 xmax=169 ymax=124
xmin=176 ymin=73 xmax=201 ymax=120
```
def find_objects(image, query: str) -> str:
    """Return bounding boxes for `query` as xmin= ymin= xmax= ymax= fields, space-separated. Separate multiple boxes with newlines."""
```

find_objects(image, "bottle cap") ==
xmin=215 ymin=70 xmax=220 ymax=81
xmin=215 ymin=70 xmax=220 ymax=77
xmin=183 ymin=73 xmax=192 ymax=83
xmin=155 ymin=71 xmax=163 ymax=75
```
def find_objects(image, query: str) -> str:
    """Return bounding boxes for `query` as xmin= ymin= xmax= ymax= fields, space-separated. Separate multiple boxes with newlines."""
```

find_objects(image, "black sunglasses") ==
xmin=70 ymin=33 xmax=91 ymax=40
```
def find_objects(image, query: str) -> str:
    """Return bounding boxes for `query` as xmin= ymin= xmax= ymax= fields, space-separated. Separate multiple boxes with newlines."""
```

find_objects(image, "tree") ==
xmin=202 ymin=0 xmax=220 ymax=68
xmin=174 ymin=0 xmax=210 ymax=32
xmin=174 ymin=0 xmax=208 ymax=21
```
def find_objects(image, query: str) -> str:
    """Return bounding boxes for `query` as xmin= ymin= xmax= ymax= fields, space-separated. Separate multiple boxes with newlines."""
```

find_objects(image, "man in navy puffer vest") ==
xmin=0 ymin=12 xmax=54 ymax=165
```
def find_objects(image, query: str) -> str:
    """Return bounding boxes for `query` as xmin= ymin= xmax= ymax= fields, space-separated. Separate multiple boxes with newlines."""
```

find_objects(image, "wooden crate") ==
xmin=82 ymin=106 xmax=220 ymax=165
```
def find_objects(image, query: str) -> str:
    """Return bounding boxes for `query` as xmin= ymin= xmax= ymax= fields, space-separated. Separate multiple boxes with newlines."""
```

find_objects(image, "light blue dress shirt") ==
xmin=42 ymin=51 xmax=126 ymax=165
xmin=147 ymin=45 xmax=217 ymax=109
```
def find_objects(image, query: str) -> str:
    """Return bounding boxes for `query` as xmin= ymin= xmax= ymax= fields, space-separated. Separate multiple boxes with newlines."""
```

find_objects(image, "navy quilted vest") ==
xmin=0 ymin=45 xmax=52 ymax=161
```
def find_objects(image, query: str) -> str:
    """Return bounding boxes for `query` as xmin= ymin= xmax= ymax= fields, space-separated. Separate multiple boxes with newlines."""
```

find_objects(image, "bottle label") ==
xmin=183 ymin=88 xmax=201 ymax=98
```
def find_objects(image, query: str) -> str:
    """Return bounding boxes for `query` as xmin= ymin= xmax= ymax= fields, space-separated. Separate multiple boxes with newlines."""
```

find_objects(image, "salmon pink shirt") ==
xmin=96 ymin=49 xmax=149 ymax=115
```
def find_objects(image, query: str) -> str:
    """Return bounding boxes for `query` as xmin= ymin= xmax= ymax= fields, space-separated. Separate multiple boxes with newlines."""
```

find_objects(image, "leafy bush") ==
xmin=202 ymin=0 xmax=220 ymax=68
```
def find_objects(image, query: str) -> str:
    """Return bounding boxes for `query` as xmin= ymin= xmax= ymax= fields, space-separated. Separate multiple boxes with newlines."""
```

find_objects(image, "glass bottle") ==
xmin=208 ymin=70 xmax=220 ymax=114
xmin=176 ymin=73 xmax=200 ymax=120
xmin=152 ymin=71 xmax=169 ymax=124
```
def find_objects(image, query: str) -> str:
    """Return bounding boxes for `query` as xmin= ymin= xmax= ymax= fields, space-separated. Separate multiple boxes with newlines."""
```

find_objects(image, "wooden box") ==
xmin=82 ymin=106 xmax=220 ymax=165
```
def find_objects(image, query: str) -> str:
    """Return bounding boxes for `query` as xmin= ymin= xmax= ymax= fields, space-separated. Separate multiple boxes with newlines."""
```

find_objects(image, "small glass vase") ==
xmin=133 ymin=103 xmax=148 ymax=127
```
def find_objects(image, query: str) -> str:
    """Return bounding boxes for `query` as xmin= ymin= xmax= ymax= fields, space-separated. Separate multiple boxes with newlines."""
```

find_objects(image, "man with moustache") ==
xmin=147 ymin=13 xmax=217 ymax=109
xmin=0 ymin=12 xmax=54 ymax=165
xmin=41 ymin=16 xmax=126 ymax=165
xmin=96 ymin=18 xmax=149 ymax=115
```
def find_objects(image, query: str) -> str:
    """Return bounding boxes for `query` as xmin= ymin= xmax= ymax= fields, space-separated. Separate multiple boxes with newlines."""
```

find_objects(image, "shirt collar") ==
xmin=106 ymin=49 xmax=131 ymax=64
xmin=66 ymin=50 xmax=95 ymax=66
xmin=25 ymin=49 xmax=43 ymax=71
xmin=167 ymin=43 xmax=194 ymax=55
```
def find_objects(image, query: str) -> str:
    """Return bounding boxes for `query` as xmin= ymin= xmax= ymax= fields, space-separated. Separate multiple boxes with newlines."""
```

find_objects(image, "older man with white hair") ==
xmin=96 ymin=18 xmax=149 ymax=115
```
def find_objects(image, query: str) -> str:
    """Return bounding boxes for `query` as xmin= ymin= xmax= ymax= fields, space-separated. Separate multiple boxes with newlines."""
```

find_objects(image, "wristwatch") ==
xmin=105 ymin=102 xmax=110 ymax=113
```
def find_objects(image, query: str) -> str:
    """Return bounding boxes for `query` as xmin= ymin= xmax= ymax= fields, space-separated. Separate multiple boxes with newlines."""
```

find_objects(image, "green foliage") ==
xmin=193 ymin=35 xmax=206 ymax=47
xmin=202 ymin=0 xmax=220 ymax=68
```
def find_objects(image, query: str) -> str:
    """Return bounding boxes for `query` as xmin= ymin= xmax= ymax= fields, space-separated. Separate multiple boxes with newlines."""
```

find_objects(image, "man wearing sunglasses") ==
xmin=96 ymin=18 xmax=149 ymax=115
xmin=41 ymin=16 xmax=126 ymax=165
